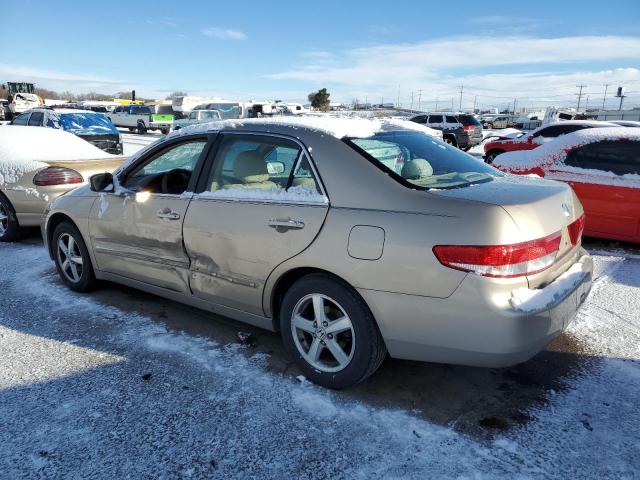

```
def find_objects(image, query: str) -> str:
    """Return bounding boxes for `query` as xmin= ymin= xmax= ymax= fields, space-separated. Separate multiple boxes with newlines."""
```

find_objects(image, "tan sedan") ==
xmin=0 ymin=126 xmax=124 ymax=241
xmin=42 ymin=117 xmax=593 ymax=389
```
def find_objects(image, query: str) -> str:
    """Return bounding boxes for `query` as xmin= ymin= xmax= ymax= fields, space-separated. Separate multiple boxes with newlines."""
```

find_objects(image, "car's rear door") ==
xmin=549 ymin=139 xmax=640 ymax=241
xmin=183 ymin=132 xmax=329 ymax=316
xmin=89 ymin=135 xmax=212 ymax=293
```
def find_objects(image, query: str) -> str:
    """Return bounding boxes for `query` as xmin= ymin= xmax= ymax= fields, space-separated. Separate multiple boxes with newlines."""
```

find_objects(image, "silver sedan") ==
xmin=43 ymin=117 xmax=593 ymax=389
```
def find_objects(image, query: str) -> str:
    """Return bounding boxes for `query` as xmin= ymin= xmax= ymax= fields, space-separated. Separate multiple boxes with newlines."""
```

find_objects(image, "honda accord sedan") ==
xmin=42 ymin=117 xmax=593 ymax=389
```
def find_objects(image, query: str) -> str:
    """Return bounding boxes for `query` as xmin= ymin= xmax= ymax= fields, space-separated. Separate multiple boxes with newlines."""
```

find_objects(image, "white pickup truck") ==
xmin=108 ymin=104 xmax=172 ymax=134
xmin=172 ymin=109 xmax=221 ymax=131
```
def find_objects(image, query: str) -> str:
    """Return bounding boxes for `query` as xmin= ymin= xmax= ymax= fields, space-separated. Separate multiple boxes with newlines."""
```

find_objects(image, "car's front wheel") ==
xmin=52 ymin=222 xmax=96 ymax=292
xmin=485 ymin=149 xmax=504 ymax=164
xmin=280 ymin=274 xmax=387 ymax=389
xmin=0 ymin=194 xmax=24 ymax=242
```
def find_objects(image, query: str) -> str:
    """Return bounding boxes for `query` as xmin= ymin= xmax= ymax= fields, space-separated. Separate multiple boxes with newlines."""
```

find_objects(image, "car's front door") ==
xmin=89 ymin=136 xmax=211 ymax=293
xmin=551 ymin=139 xmax=640 ymax=241
xmin=183 ymin=133 xmax=329 ymax=315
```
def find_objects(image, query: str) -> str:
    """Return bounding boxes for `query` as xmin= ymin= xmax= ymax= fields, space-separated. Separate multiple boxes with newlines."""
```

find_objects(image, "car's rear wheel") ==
xmin=485 ymin=149 xmax=504 ymax=164
xmin=137 ymin=121 xmax=147 ymax=134
xmin=280 ymin=273 xmax=387 ymax=389
xmin=52 ymin=222 xmax=96 ymax=292
xmin=443 ymin=135 xmax=457 ymax=147
xmin=128 ymin=127 xmax=135 ymax=132
xmin=0 ymin=194 xmax=24 ymax=242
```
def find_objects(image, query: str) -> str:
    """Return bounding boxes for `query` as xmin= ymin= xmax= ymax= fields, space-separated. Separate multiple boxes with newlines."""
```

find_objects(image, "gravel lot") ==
xmin=1 ymin=235 xmax=638 ymax=479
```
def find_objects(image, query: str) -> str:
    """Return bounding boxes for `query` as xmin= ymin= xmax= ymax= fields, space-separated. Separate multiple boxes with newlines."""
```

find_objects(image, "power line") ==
xmin=575 ymin=85 xmax=586 ymax=111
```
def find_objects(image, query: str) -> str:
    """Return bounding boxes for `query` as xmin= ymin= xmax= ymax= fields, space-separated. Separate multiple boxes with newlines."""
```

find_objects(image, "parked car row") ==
xmin=4 ymin=115 xmax=639 ymax=389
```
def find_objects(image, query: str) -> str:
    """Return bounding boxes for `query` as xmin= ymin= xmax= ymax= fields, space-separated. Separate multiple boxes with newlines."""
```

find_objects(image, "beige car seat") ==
xmin=401 ymin=158 xmax=433 ymax=180
xmin=219 ymin=150 xmax=278 ymax=190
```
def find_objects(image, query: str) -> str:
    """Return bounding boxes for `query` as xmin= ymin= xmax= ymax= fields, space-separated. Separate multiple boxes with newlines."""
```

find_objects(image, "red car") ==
xmin=483 ymin=120 xmax=619 ymax=164
xmin=492 ymin=128 xmax=640 ymax=243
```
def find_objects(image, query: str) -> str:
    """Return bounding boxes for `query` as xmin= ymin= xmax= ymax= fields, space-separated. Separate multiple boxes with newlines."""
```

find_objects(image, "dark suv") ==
xmin=410 ymin=113 xmax=483 ymax=150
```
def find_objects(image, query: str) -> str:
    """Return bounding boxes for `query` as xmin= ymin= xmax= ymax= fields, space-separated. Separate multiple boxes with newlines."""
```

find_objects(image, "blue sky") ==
xmin=2 ymin=0 xmax=639 ymax=110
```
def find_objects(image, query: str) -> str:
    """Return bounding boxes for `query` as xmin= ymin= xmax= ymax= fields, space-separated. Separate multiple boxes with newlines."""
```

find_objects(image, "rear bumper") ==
xmin=359 ymin=250 xmax=593 ymax=367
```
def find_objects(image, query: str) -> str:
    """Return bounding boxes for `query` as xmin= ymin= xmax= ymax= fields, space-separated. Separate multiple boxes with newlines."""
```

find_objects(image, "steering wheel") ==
xmin=161 ymin=168 xmax=191 ymax=194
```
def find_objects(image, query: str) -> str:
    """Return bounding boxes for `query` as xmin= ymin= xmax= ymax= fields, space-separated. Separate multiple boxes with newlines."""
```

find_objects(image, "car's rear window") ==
xmin=59 ymin=113 xmax=118 ymax=136
xmin=458 ymin=115 xmax=481 ymax=127
xmin=347 ymin=131 xmax=501 ymax=190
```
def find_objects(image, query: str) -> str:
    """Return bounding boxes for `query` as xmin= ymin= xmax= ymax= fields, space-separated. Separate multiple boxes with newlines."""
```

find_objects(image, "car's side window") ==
xmin=12 ymin=113 xmax=30 ymax=125
xmin=429 ymin=115 xmax=443 ymax=123
xmin=445 ymin=115 xmax=457 ymax=124
xmin=205 ymin=134 xmax=322 ymax=196
xmin=533 ymin=126 xmax=555 ymax=138
xmin=413 ymin=115 xmax=427 ymax=124
xmin=28 ymin=111 xmax=44 ymax=126
xmin=122 ymin=140 xmax=208 ymax=194
xmin=565 ymin=140 xmax=640 ymax=176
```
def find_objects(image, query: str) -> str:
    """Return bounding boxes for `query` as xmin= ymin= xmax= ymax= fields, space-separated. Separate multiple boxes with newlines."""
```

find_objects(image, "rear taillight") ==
xmin=463 ymin=125 xmax=475 ymax=131
xmin=433 ymin=232 xmax=562 ymax=278
xmin=567 ymin=213 xmax=586 ymax=246
xmin=33 ymin=167 xmax=83 ymax=186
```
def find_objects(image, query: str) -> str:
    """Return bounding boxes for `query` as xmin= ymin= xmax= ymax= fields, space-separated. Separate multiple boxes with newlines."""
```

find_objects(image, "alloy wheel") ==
xmin=0 ymin=203 xmax=8 ymax=236
xmin=57 ymin=233 xmax=84 ymax=283
xmin=291 ymin=293 xmax=355 ymax=373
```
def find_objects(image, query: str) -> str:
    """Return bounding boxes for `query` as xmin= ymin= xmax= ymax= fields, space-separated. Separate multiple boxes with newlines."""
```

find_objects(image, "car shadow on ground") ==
xmin=15 ymin=233 xmax=604 ymax=439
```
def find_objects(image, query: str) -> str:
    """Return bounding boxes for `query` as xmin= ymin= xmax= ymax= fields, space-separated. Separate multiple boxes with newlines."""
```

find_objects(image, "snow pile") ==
xmin=196 ymin=184 xmax=328 ymax=203
xmin=168 ymin=115 xmax=442 ymax=140
xmin=493 ymin=127 xmax=640 ymax=172
xmin=509 ymin=258 xmax=589 ymax=312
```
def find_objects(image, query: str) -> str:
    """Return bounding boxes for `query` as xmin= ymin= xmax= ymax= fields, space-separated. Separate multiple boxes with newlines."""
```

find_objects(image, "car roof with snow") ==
xmin=493 ymin=127 xmax=640 ymax=171
xmin=167 ymin=116 xmax=442 ymax=141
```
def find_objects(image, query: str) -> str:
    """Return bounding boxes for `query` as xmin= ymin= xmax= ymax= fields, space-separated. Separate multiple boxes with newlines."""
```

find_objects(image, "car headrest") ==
xmin=233 ymin=150 xmax=270 ymax=183
xmin=401 ymin=158 xmax=433 ymax=179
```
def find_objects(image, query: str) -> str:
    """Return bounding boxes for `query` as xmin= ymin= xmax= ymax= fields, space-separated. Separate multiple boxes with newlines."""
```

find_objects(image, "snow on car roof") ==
xmin=0 ymin=126 xmax=113 ymax=185
xmin=168 ymin=115 xmax=442 ymax=140
xmin=493 ymin=127 xmax=640 ymax=172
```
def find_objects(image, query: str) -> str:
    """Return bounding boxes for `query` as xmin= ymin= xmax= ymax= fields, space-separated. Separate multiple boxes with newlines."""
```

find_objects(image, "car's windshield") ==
xmin=59 ymin=112 xmax=118 ymax=136
xmin=348 ymin=131 xmax=501 ymax=190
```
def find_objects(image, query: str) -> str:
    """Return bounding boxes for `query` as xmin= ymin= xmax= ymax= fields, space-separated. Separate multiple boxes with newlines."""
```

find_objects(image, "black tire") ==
xmin=161 ymin=127 xmax=170 ymax=135
xmin=52 ymin=222 xmax=96 ymax=292
xmin=128 ymin=127 xmax=135 ymax=132
xmin=280 ymin=273 xmax=387 ymax=389
xmin=485 ymin=149 xmax=504 ymax=164
xmin=137 ymin=121 xmax=147 ymax=134
xmin=0 ymin=193 xmax=25 ymax=242
xmin=443 ymin=135 xmax=457 ymax=147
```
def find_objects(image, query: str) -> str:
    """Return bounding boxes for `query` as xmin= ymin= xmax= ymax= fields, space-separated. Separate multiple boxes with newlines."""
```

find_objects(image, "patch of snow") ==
xmin=195 ymin=184 xmax=328 ymax=204
xmin=510 ymin=258 xmax=588 ymax=312
xmin=167 ymin=116 xmax=442 ymax=141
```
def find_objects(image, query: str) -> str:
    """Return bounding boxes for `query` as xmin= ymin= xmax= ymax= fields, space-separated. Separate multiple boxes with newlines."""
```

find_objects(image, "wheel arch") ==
xmin=46 ymin=212 xmax=80 ymax=259
xmin=268 ymin=266 xmax=373 ymax=332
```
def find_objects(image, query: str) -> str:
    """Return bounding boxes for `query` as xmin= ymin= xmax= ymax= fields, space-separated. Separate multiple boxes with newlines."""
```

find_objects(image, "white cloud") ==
xmin=201 ymin=27 xmax=247 ymax=40
xmin=266 ymin=35 xmax=640 ymax=105
xmin=0 ymin=63 xmax=123 ymax=86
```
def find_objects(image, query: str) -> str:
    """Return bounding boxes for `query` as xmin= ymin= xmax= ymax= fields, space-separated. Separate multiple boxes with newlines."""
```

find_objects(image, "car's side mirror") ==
xmin=90 ymin=172 xmax=114 ymax=192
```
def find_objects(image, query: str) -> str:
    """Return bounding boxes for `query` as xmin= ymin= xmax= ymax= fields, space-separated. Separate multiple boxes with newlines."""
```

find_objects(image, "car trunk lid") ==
xmin=430 ymin=175 xmax=584 ymax=287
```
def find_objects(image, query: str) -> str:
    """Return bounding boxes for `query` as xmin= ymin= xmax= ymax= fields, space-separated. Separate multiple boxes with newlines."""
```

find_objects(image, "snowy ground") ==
xmin=0 ymin=236 xmax=638 ymax=478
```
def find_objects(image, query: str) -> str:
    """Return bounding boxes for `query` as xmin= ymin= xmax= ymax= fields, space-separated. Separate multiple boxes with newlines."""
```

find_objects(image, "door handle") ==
xmin=157 ymin=208 xmax=181 ymax=220
xmin=268 ymin=218 xmax=305 ymax=230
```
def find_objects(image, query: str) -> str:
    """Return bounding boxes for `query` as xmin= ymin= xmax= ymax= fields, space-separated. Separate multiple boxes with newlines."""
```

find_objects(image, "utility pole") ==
xmin=576 ymin=84 xmax=586 ymax=111
xmin=410 ymin=91 xmax=414 ymax=110
xmin=513 ymin=98 xmax=517 ymax=114
xmin=602 ymin=84 xmax=610 ymax=110
xmin=435 ymin=97 xmax=439 ymax=111
xmin=585 ymin=96 xmax=589 ymax=112
xmin=451 ymin=97 xmax=454 ymax=111
xmin=417 ymin=89 xmax=423 ymax=111
xmin=473 ymin=95 xmax=477 ymax=113
xmin=458 ymin=84 xmax=464 ymax=111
